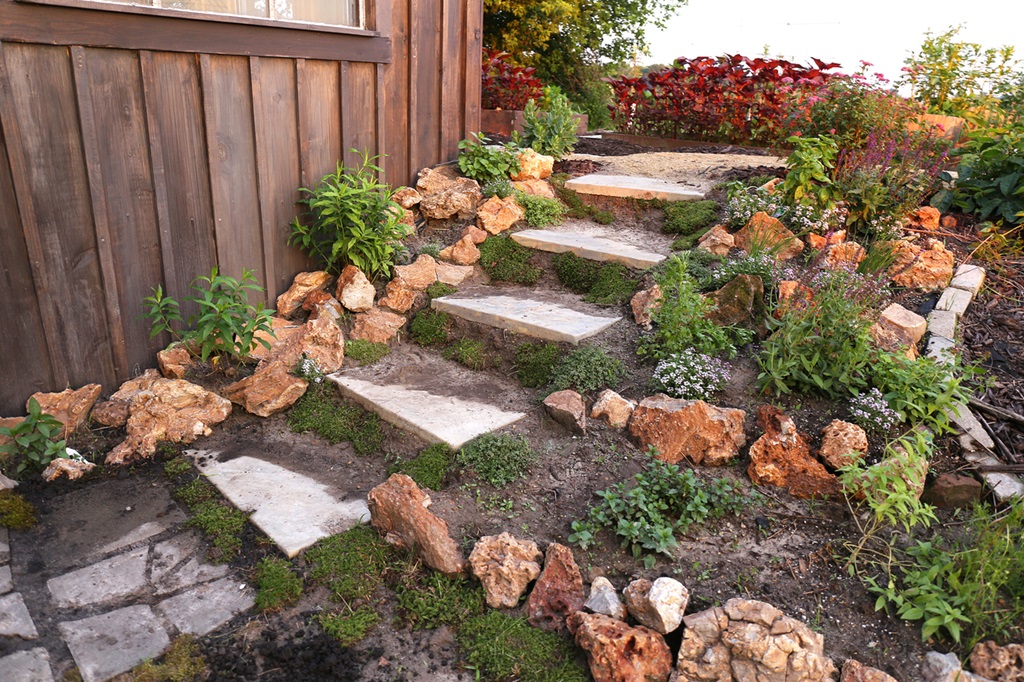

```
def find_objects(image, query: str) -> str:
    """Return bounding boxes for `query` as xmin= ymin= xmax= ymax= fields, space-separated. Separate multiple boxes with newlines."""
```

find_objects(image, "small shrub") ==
xmin=671 ymin=249 xmax=723 ymax=283
xmin=457 ymin=611 xmax=588 ymax=682
xmin=163 ymin=457 xmax=192 ymax=479
xmin=444 ymin=338 xmax=488 ymax=370
xmin=426 ymin=281 xmax=458 ymax=299
xmin=388 ymin=443 xmax=454 ymax=490
xmin=186 ymin=501 xmax=248 ymax=563
xmin=306 ymin=526 xmax=395 ymax=602
xmin=932 ymin=127 xmax=1024 ymax=226
xmin=129 ymin=635 xmax=205 ymax=682
xmin=482 ymin=178 xmax=515 ymax=199
xmin=458 ymin=133 xmax=521 ymax=185
xmin=550 ymin=346 xmax=624 ymax=394
xmin=409 ymin=309 xmax=450 ymax=346
xmin=288 ymin=383 xmax=384 ymax=455
xmin=478 ymin=236 xmax=542 ymax=284
xmin=318 ymin=607 xmax=380 ymax=646
xmin=515 ymin=342 xmax=562 ymax=388
xmin=0 ymin=491 xmax=37 ymax=530
xmin=663 ymin=200 xmax=719 ymax=235
xmin=515 ymin=86 xmax=579 ymax=160
xmin=652 ymin=350 xmax=731 ymax=401
xmin=705 ymin=251 xmax=784 ymax=290
xmin=344 ymin=339 xmax=391 ymax=365
xmin=418 ymin=242 xmax=442 ymax=259
xmin=781 ymin=135 xmax=840 ymax=209
xmin=0 ymin=397 xmax=68 ymax=475
xmin=515 ymin=191 xmax=565 ymax=228
xmin=254 ymin=557 xmax=304 ymax=612
xmin=848 ymin=388 xmax=901 ymax=433
xmin=458 ymin=433 xmax=536 ymax=487
xmin=870 ymin=353 xmax=970 ymax=432
xmin=481 ymin=48 xmax=543 ymax=111
xmin=395 ymin=569 xmax=486 ymax=629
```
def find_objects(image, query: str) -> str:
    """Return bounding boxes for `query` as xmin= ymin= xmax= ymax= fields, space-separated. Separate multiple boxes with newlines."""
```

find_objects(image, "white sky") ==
xmin=645 ymin=0 xmax=1022 ymax=86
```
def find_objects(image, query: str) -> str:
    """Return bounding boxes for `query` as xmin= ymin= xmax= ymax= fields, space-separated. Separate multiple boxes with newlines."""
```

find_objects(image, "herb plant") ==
xmin=457 ymin=133 xmax=521 ymax=185
xmin=514 ymin=191 xmax=565 ymax=227
xmin=550 ymin=346 xmax=624 ymax=393
xmin=652 ymin=350 xmax=731 ymax=401
xmin=0 ymin=397 xmax=68 ymax=475
xmin=931 ymin=127 xmax=1024 ymax=226
xmin=781 ymin=135 xmax=840 ymax=209
xmin=515 ymin=86 xmax=579 ymax=160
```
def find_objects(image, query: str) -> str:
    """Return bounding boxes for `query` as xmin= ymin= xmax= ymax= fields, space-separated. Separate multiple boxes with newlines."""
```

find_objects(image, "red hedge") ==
xmin=481 ymin=49 xmax=544 ymax=111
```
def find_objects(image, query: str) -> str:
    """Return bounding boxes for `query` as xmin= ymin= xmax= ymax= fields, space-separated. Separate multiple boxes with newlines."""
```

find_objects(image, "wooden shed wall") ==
xmin=0 ymin=0 xmax=481 ymax=414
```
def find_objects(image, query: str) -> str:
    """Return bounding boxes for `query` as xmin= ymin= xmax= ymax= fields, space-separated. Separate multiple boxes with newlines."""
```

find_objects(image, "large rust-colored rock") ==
xmin=921 ymin=472 xmax=983 ymax=509
xmin=673 ymin=598 xmax=837 ymax=682
xmin=513 ymin=178 xmax=556 ymax=199
xmin=258 ymin=312 xmax=345 ymax=375
xmin=629 ymin=396 xmax=747 ymax=466
xmin=696 ymin=224 xmax=734 ymax=256
xmin=706 ymin=274 xmax=766 ymax=333
xmin=591 ymin=390 xmax=636 ymax=429
xmin=818 ymin=419 xmax=868 ymax=470
xmin=420 ymin=177 xmax=483 ymax=220
xmin=394 ymin=254 xmax=438 ymax=291
xmin=747 ymin=405 xmax=838 ymax=499
xmin=435 ymin=262 xmax=474 ymax=286
xmin=543 ymin=390 xmax=586 ymax=434
xmin=105 ymin=370 xmax=232 ymax=465
xmin=222 ymin=361 xmax=309 ymax=417
xmin=477 ymin=195 xmax=525 ymax=235
xmin=970 ymin=640 xmax=1024 ymax=682
xmin=840 ymin=660 xmax=898 ymax=682
xmin=301 ymin=288 xmax=333 ymax=313
xmin=378 ymin=278 xmax=418 ymax=314
xmin=776 ymin=280 xmax=813 ymax=318
xmin=512 ymin=148 xmax=554 ymax=181
xmin=335 ymin=265 xmax=376 ymax=313
xmin=439 ymin=235 xmax=481 ymax=265
xmin=461 ymin=225 xmax=489 ymax=245
xmin=416 ymin=164 xmax=461 ymax=195
xmin=393 ymin=186 xmax=423 ymax=209
xmin=888 ymin=238 xmax=954 ymax=291
xmin=631 ymin=285 xmax=662 ymax=328
xmin=247 ymin=317 xmax=303 ymax=363
xmin=907 ymin=206 xmax=941 ymax=230
xmin=368 ymin=473 xmax=466 ymax=576
xmin=469 ymin=532 xmax=543 ymax=608
xmin=276 ymin=271 xmax=332 ymax=318
xmin=823 ymin=242 xmax=866 ymax=270
xmin=525 ymin=543 xmax=585 ymax=632
xmin=733 ymin=212 xmax=804 ymax=261
xmin=42 ymin=457 xmax=96 ymax=482
xmin=350 ymin=308 xmax=407 ymax=344
xmin=29 ymin=384 xmax=103 ymax=436
xmin=157 ymin=347 xmax=193 ymax=380
xmin=568 ymin=612 xmax=673 ymax=682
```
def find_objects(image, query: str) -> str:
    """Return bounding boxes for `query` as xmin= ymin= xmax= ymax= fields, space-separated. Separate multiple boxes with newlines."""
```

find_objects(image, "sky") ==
xmin=645 ymin=0 xmax=1022 ymax=87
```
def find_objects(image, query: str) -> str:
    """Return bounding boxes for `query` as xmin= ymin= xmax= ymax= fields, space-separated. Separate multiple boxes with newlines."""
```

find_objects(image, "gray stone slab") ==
xmin=151 ymin=533 xmax=228 ymax=595
xmin=927 ymin=309 xmax=958 ymax=340
xmin=191 ymin=455 xmax=370 ymax=558
xmin=566 ymin=174 xmax=704 ymax=202
xmin=0 ymin=564 xmax=11 ymax=594
xmin=98 ymin=521 xmax=169 ymax=556
xmin=949 ymin=264 xmax=986 ymax=295
xmin=947 ymin=403 xmax=995 ymax=450
xmin=963 ymin=452 xmax=1024 ymax=503
xmin=0 ymin=527 xmax=8 ymax=564
xmin=0 ymin=592 xmax=38 ymax=639
xmin=47 ymin=547 xmax=149 ymax=608
xmin=432 ymin=292 xmax=621 ymax=344
xmin=156 ymin=577 xmax=254 ymax=636
xmin=935 ymin=287 xmax=973 ymax=316
xmin=0 ymin=648 xmax=54 ymax=682
xmin=511 ymin=229 xmax=666 ymax=269
xmin=60 ymin=605 xmax=170 ymax=682
xmin=926 ymin=335 xmax=956 ymax=364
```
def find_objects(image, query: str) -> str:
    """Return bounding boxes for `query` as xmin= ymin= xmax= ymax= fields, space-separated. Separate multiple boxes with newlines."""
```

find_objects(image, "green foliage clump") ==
xmin=344 ymin=339 xmax=391 ymax=365
xmin=781 ymin=135 xmax=840 ymax=209
xmin=317 ymin=607 xmax=380 ymax=646
xmin=478 ymin=236 xmax=542 ymax=284
xmin=289 ymin=153 xmax=409 ymax=279
xmin=552 ymin=252 xmax=637 ymax=305
xmin=670 ymin=249 xmax=723 ymax=283
xmin=570 ymin=456 xmax=756 ymax=567
xmin=418 ymin=242 xmax=442 ymax=259
xmin=514 ymin=342 xmax=563 ymax=388
xmin=662 ymin=199 xmax=719 ymax=237
xmin=482 ymin=178 xmax=515 ymax=199
xmin=458 ymin=133 xmax=522 ymax=184
xmin=288 ymin=383 xmax=384 ymax=455
xmin=515 ymin=191 xmax=565 ymax=227
xmin=254 ymin=556 xmax=304 ymax=612
xmin=550 ymin=346 xmax=624 ymax=393
xmin=388 ymin=443 xmax=454 ymax=490
xmin=458 ymin=433 xmax=536 ymax=487
xmin=409 ymin=309 xmax=450 ymax=346
xmin=0 ymin=397 xmax=67 ymax=476
xmin=186 ymin=501 xmax=248 ymax=563
xmin=395 ymin=569 xmax=486 ymax=629
xmin=129 ymin=635 xmax=206 ymax=682
xmin=306 ymin=526 xmax=395 ymax=602
xmin=457 ymin=611 xmax=588 ymax=682
xmin=515 ymin=87 xmax=580 ymax=160
xmin=163 ymin=457 xmax=191 ymax=479
xmin=0 ymin=491 xmax=37 ymax=530
xmin=870 ymin=353 xmax=970 ymax=432
xmin=426 ymin=281 xmax=458 ymax=299
xmin=932 ymin=127 xmax=1024 ymax=226
xmin=444 ymin=338 xmax=488 ymax=370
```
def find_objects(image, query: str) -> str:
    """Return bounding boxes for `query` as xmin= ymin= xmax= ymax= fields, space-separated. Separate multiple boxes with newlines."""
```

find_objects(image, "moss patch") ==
xmin=344 ymin=339 xmax=391 ymax=365
xmin=163 ymin=457 xmax=191 ymax=479
xmin=186 ymin=501 xmax=248 ymax=563
xmin=458 ymin=433 xmax=537 ymax=488
xmin=306 ymin=526 xmax=395 ymax=602
xmin=128 ymin=635 xmax=206 ymax=682
xmin=552 ymin=252 xmax=637 ymax=305
xmin=288 ymin=382 xmax=384 ymax=455
xmin=457 ymin=611 xmax=588 ymax=682
xmin=317 ymin=606 xmax=380 ymax=647
xmin=478 ymin=236 xmax=542 ymax=285
xmin=254 ymin=556 xmax=304 ymax=612
xmin=409 ymin=309 xmax=450 ymax=346
xmin=395 ymin=569 xmax=486 ymax=630
xmin=0 ymin=490 xmax=37 ymax=530
xmin=444 ymin=338 xmax=488 ymax=370
xmin=550 ymin=346 xmax=624 ymax=393
xmin=663 ymin=199 xmax=719 ymax=237
xmin=514 ymin=342 xmax=563 ymax=388
xmin=426 ymin=281 xmax=458 ymax=299
xmin=388 ymin=443 xmax=454 ymax=490
xmin=551 ymin=174 xmax=616 ymax=225
xmin=173 ymin=479 xmax=218 ymax=508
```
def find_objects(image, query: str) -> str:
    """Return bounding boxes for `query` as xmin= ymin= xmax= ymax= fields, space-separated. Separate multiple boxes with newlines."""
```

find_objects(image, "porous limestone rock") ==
xmin=257 ymin=312 xmax=345 ymax=375
xmin=706 ymin=274 xmax=766 ymax=333
xmin=970 ymin=641 xmax=1024 ymax=682
xmin=276 ymin=271 xmax=332 ymax=318
xmin=585 ymin=577 xmax=627 ymax=620
xmin=907 ymin=206 xmax=941 ymax=230
xmin=29 ymin=384 xmax=102 ymax=436
xmin=512 ymin=149 xmax=554 ymax=181
xmin=350 ymin=308 xmax=406 ymax=344
xmin=889 ymin=238 xmax=954 ymax=291
xmin=461 ymin=225 xmax=489 ymax=245
xmin=468 ymin=532 xmax=543 ymax=608
xmin=477 ymin=195 xmax=525 ymax=235
xmin=568 ymin=611 xmax=673 ymax=682
xmin=394 ymin=254 xmax=438 ymax=291
xmin=840 ymin=660 xmax=898 ymax=682
xmin=439 ymin=235 xmax=482 ymax=266
xmin=157 ymin=347 xmax=193 ymax=380
xmin=629 ymin=396 xmax=747 ymax=466
xmin=247 ymin=317 xmax=303 ymax=362
xmin=776 ymin=280 xmax=813 ymax=318
xmin=623 ymin=577 xmax=689 ymax=635
xmin=420 ymin=178 xmax=482 ymax=220
xmin=393 ymin=186 xmax=423 ymax=209
xmin=513 ymin=179 xmax=556 ymax=199
xmin=630 ymin=285 xmax=662 ymax=328
xmin=590 ymin=390 xmax=635 ymax=429
xmin=335 ymin=265 xmax=376 ymax=313
xmin=747 ymin=405 xmax=839 ymax=499
xmin=921 ymin=651 xmax=992 ymax=682
xmin=733 ymin=212 xmax=804 ymax=261
xmin=823 ymin=242 xmax=866 ymax=269
xmin=524 ymin=543 xmax=585 ymax=632
xmin=222 ymin=360 xmax=308 ymax=417
xmin=416 ymin=164 xmax=462 ymax=196
xmin=435 ymin=262 xmax=474 ymax=286
xmin=543 ymin=390 xmax=586 ymax=435
xmin=42 ymin=457 xmax=95 ymax=482
xmin=818 ymin=420 xmax=868 ymax=470
xmin=697 ymin=224 xmax=734 ymax=256
xmin=379 ymin=279 xmax=418 ymax=314
xmin=89 ymin=401 xmax=130 ymax=428
xmin=870 ymin=322 xmax=919 ymax=360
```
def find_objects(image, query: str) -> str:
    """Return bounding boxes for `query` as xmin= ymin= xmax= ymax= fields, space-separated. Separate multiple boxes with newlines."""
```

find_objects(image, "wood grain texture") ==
xmin=463 ymin=0 xmax=482 ymax=140
xmin=296 ymin=59 xmax=342 ymax=187
xmin=342 ymin=61 xmax=377 ymax=169
xmin=409 ymin=0 xmax=440 ymax=173
xmin=381 ymin=0 xmax=410 ymax=184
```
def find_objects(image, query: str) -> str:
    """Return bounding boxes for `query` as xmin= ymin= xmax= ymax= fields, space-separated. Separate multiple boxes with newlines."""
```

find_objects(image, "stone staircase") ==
xmin=566 ymin=173 xmax=705 ymax=202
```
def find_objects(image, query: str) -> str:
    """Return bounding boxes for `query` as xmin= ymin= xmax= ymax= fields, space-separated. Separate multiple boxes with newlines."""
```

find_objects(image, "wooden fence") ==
xmin=0 ymin=0 xmax=482 ymax=414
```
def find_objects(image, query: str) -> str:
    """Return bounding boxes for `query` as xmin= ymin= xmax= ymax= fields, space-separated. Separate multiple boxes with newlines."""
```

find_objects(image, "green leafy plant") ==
xmin=0 ymin=397 xmax=68 ymax=475
xmin=457 ymin=611 xmax=587 ymax=682
xmin=0 ymin=490 xmax=37 ymax=530
xmin=932 ymin=127 xmax=1024 ymax=226
xmin=288 ymin=382 xmax=384 ymax=455
xmin=552 ymin=252 xmax=637 ymax=305
xmin=515 ymin=191 xmax=565 ymax=227
xmin=870 ymin=353 xmax=971 ymax=432
xmin=444 ymin=338 xmax=488 ymax=370
xmin=781 ymin=135 xmax=840 ymax=209
xmin=254 ymin=557 xmax=304 ymax=612
xmin=458 ymin=133 xmax=522 ymax=184
xmin=388 ymin=443 xmax=454 ymax=490
xmin=317 ymin=606 xmax=380 ymax=646
xmin=515 ymin=87 xmax=579 ymax=160
xmin=482 ymin=177 xmax=515 ymax=199
xmin=478 ymin=235 xmax=542 ymax=284
xmin=289 ymin=152 xmax=408 ymax=279
xmin=458 ymin=433 xmax=536 ymax=487
xmin=344 ymin=339 xmax=391 ymax=365
xmin=514 ymin=342 xmax=563 ymax=388
xmin=550 ymin=346 xmax=624 ymax=393
xmin=409 ymin=309 xmax=450 ymax=346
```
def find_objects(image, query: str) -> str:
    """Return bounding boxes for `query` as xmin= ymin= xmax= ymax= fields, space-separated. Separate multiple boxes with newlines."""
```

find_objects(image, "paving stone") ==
xmin=927 ymin=309 xmax=958 ymax=340
xmin=0 ymin=527 xmax=8 ymax=563
xmin=565 ymin=174 xmax=704 ymax=202
xmin=511 ymin=229 xmax=666 ymax=269
xmin=98 ymin=521 xmax=169 ymax=556
xmin=963 ymin=452 xmax=1024 ymax=502
xmin=0 ymin=648 xmax=54 ymax=682
xmin=926 ymin=335 xmax=956 ymax=363
xmin=0 ymin=564 xmax=11 ymax=594
xmin=156 ymin=577 xmax=254 ymax=635
xmin=47 ymin=547 xmax=149 ymax=608
xmin=947 ymin=403 xmax=996 ymax=450
xmin=151 ymin=533 xmax=228 ymax=595
xmin=949 ymin=263 xmax=986 ymax=295
xmin=191 ymin=455 xmax=371 ymax=558
xmin=0 ymin=592 xmax=39 ymax=638
xmin=431 ymin=290 xmax=621 ymax=344
xmin=60 ymin=605 xmax=170 ymax=682
xmin=935 ymin=287 xmax=973 ymax=316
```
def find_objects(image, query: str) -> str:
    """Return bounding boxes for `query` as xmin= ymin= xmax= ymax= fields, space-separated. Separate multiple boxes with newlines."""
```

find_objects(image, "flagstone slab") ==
xmin=566 ymin=174 xmax=705 ymax=202
xmin=47 ymin=547 xmax=149 ymax=609
xmin=151 ymin=534 xmax=229 ymax=595
xmin=0 ymin=592 xmax=38 ymax=639
xmin=0 ymin=564 xmax=11 ymax=594
xmin=511 ymin=229 xmax=666 ymax=269
xmin=98 ymin=521 xmax=169 ymax=556
xmin=949 ymin=264 xmax=986 ymax=295
xmin=0 ymin=527 xmax=8 ymax=563
xmin=59 ymin=605 xmax=169 ymax=682
xmin=0 ymin=648 xmax=54 ymax=682
xmin=156 ymin=577 xmax=254 ymax=636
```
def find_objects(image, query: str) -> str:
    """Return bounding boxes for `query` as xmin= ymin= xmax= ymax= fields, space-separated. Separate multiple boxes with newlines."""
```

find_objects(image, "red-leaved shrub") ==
xmin=481 ymin=49 xmax=543 ymax=111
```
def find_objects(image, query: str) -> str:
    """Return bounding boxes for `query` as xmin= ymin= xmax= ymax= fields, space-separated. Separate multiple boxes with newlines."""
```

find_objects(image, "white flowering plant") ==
xmin=849 ymin=388 xmax=901 ymax=432
xmin=652 ymin=350 xmax=731 ymax=401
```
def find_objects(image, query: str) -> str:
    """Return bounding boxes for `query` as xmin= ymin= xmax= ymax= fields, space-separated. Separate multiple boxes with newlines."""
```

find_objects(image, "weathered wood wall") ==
xmin=0 ymin=0 xmax=481 ymax=414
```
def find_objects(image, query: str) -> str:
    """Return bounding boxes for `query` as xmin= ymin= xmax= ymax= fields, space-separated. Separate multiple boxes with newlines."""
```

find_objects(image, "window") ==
xmin=76 ymin=0 xmax=362 ymax=29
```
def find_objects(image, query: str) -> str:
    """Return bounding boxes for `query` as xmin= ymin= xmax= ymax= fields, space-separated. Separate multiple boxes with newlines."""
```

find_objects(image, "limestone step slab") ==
xmin=0 ymin=648 xmax=54 ymax=682
xmin=511 ymin=229 xmax=665 ymax=269
xmin=565 ymin=174 xmax=704 ymax=202
xmin=59 ymin=605 xmax=169 ymax=682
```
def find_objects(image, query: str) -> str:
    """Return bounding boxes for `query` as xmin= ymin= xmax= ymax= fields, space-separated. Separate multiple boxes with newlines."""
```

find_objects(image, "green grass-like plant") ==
xmin=129 ymin=635 xmax=206 ymax=682
xmin=288 ymin=383 xmax=384 ymax=455
xmin=550 ymin=346 xmax=624 ymax=394
xmin=515 ymin=191 xmax=565 ymax=228
xmin=444 ymin=338 xmax=488 ymax=370
xmin=552 ymin=252 xmax=638 ymax=305
xmin=186 ymin=501 xmax=248 ymax=563
xmin=344 ymin=339 xmax=391 ymax=366
xmin=426 ymin=281 xmax=458 ymax=299
xmin=395 ymin=569 xmax=486 ymax=630
xmin=173 ymin=479 xmax=218 ymax=508
xmin=478 ymin=236 xmax=542 ymax=284
xmin=0 ymin=491 xmax=37 ymax=530
xmin=663 ymin=200 xmax=719 ymax=235
xmin=163 ymin=457 xmax=191 ymax=479
xmin=305 ymin=526 xmax=395 ymax=602
xmin=409 ymin=309 xmax=450 ymax=346
xmin=458 ymin=433 xmax=537 ymax=487
xmin=254 ymin=556 xmax=304 ymax=612
xmin=457 ymin=611 xmax=588 ymax=682
xmin=418 ymin=242 xmax=442 ymax=259
xmin=317 ymin=607 xmax=381 ymax=647
xmin=551 ymin=174 xmax=615 ymax=224
xmin=388 ymin=443 xmax=454 ymax=490
xmin=514 ymin=342 xmax=563 ymax=388
xmin=482 ymin=178 xmax=515 ymax=199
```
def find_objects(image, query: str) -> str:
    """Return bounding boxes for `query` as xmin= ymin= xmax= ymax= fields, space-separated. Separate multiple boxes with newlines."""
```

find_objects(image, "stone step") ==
xmin=431 ymin=289 xmax=622 ymax=344
xmin=565 ymin=174 xmax=704 ymax=202
xmin=511 ymin=229 xmax=666 ymax=269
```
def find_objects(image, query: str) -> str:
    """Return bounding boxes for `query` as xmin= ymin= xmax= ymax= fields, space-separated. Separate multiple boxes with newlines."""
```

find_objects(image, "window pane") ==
xmin=161 ymin=0 xmax=267 ymax=19
xmin=280 ymin=0 xmax=359 ymax=26
xmin=97 ymin=0 xmax=362 ymax=27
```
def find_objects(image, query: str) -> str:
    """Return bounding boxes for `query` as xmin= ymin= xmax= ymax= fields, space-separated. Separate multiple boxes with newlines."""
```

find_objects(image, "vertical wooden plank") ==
xmin=199 ymin=54 xmax=266 ymax=289
xmin=375 ymin=63 xmax=385 ymax=183
xmin=409 ymin=0 xmax=441 ymax=173
xmin=1 ymin=42 xmax=117 ymax=390
xmin=407 ymin=0 xmax=419 ymax=175
xmin=382 ymin=0 xmax=410 ymax=184
xmin=439 ymin=0 xmax=463 ymax=159
xmin=251 ymin=56 xmax=305 ymax=300
xmin=463 ymin=0 xmax=482 ymax=140
xmin=296 ymin=59 xmax=342 ymax=190
xmin=342 ymin=62 xmax=376 ymax=169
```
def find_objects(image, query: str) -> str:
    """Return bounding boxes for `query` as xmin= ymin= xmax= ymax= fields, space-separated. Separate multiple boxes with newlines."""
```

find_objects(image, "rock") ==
xmin=733 ymin=212 xmax=804 ymax=261
xmin=513 ymin=179 xmax=556 ymax=199
xmin=674 ymin=598 xmax=837 ymax=682
xmin=629 ymin=396 xmax=747 ymax=466
xmin=301 ymin=288 xmax=333 ymax=312
xmin=276 ymin=271 xmax=332 ymax=318
xmin=435 ymin=262 xmax=474 ymax=286
xmin=416 ymin=164 xmax=462 ymax=196
xmin=590 ymin=390 xmax=636 ymax=429
xmin=524 ymin=543 xmax=585 ymax=632
xmin=705 ymin=274 xmax=766 ymax=333
xmin=696 ymin=224 xmax=734 ymax=256
xmin=439 ymin=235 xmax=481 ymax=266
xmin=42 ymin=456 xmax=95 ymax=481
xmin=568 ymin=612 xmax=673 ymax=682
xmin=879 ymin=303 xmax=928 ymax=345
xmin=870 ymin=321 xmax=919 ymax=360
xmin=379 ymin=278 xmax=418 ymax=314
xmin=29 ymin=384 xmax=102 ymax=436
xmin=818 ymin=420 xmax=868 ymax=470
xmin=889 ymin=239 xmax=954 ymax=291
xmin=105 ymin=371 xmax=232 ymax=465
xmin=940 ymin=214 xmax=958 ymax=229
xmin=760 ymin=177 xmax=783 ymax=193
xmin=970 ymin=641 xmax=1024 ymax=682
xmin=623 ymin=577 xmax=689 ymax=635
xmin=367 ymin=474 xmax=466 ymax=576
xmin=477 ymin=195 xmax=525 ymax=235
xmin=307 ymin=295 xmax=344 ymax=323
xmin=350 ymin=308 xmax=407 ymax=344
xmin=841 ymin=660 xmax=898 ymax=682
xmin=0 ymin=471 xmax=16 ymax=489
xmin=824 ymin=242 xmax=866 ymax=270
xmin=630 ymin=285 xmax=662 ymax=328
xmin=922 ymin=473 xmax=983 ymax=509
xmin=258 ymin=312 xmax=345 ymax=375
xmin=907 ymin=206 xmax=941 ymax=230
xmin=335 ymin=265 xmax=377 ymax=312
xmin=393 ymin=186 xmax=423 ymax=209
xmin=543 ymin=390 xmax=586 ymax=434
xmin=461 ymin=225 xmax=489 ymax=245
xmin=776 ymin=280 xmax=813 ymax=317
xmin=468 ymin=532 xmax=543 ymax=608
xmin=585 ymin=577 xmax=627 ymax=620
xmin=747 ymin=405 xmax=839 ymax=499
xmin=512 ymin=149 xmax=554 ymax=181
xmin=807 ymin=232 xmax=828 ymax=250
xmin=247 ymin=317 xmax=303 ymax=362
xmin=420 ymin=177 xmax=482 ymax=220
xmin=921 ymin=651 xmax=992 ymax=682
xmin=90 ymin=400 xmax=130 ymax=428
xmin=222 ymin=361 xmax=308 ymax=417
xmin=394 ymin=254 xmax=438 ymax=291
xmin=157 ymin=347 xmax=193 ymax=380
